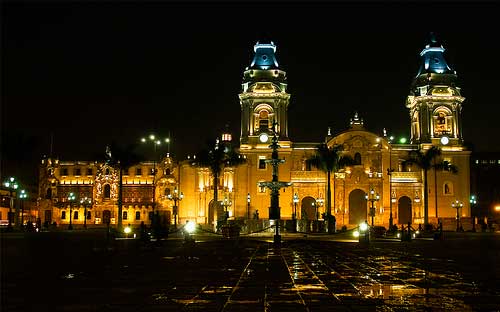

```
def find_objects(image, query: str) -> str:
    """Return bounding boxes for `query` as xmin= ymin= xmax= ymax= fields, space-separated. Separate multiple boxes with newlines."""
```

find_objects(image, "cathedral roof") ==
xmin=248 ymin=41 xmax=279 ymax=70
xmin=416 ymin=33 xmax=455 ymax=77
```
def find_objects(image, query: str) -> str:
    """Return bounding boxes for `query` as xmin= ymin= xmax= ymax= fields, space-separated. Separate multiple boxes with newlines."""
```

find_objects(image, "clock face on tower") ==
xmin=259 ymin=133 xmax=269 ymax=143
xmin=440 ymin=136 xmax=449 ymax=145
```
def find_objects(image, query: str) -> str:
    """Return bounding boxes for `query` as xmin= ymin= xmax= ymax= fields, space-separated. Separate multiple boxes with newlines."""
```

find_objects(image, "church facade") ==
xmin=37 ymin=37 xmax=471 ymax=231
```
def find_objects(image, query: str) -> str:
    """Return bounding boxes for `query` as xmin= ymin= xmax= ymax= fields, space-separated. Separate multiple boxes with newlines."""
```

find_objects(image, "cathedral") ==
xmin=37 ymin=36 xmax=471 ymax=231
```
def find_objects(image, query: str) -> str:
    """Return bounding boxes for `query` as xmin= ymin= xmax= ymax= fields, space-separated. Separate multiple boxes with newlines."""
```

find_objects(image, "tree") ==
xmin=306 ymin=144 xmax=353 ymax=233
xmin=108 ymin=143 xmax=144 ymax=231
xmin=404 ymin=146 xmax=441 ymax=228
xmin=192 ymin=138 xmax=246 ymax=223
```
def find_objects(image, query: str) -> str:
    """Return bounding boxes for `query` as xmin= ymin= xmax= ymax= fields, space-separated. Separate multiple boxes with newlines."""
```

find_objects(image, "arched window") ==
xmin=354 ymin=153 xmax=362 ymax=165
xmin=61 ymin=211 xmax=66 ymax=219
xmin=433 ymin=108 xmax=452 ymax=136
xmin=164 ymin=188 xmax=171 ymax=196
xmin=87 ymin=211 xmax=91 ymax=220
xmin=135 ymin=211 xmax=141 ymax=220
xmin=259 ymin=110 xmax=269 ymax=131
xmin=443 ymin=182 xmax=453 ymax=195
xmin=104 ymin=184 xmax=111 ymax=199
xmin=123 ymin=211 xmax=128 ymax=220
xmin=74 ymin=211 xmax=78 ymax=220
xmin=46 ymin=188 xmax=52 ymax=199
xmin=105 ymin=168 xmax=110 ymax=175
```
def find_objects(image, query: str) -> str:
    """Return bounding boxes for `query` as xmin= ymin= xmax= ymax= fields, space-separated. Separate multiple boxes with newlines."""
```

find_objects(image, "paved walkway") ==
xmin=2 ymin=232 xmax=499 ymax=311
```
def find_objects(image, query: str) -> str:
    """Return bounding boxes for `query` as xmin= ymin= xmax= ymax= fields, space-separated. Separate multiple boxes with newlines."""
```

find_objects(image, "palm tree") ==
xmin=404 ymin=146 xmax=441 ymax=228
xmin=306 ymin=144 xmax=353 ymax=233
xmin=433 ymin=160 xmax=458 ymax=219
xmin=108 ymin=143 xmax=144 ymax=231
xmin=192 ymin=138 xmax=246 ymax=223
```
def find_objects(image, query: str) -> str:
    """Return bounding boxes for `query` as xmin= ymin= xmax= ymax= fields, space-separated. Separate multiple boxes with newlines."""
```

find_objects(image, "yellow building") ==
xmin=37 ymin=37 xmax=471 ymax=231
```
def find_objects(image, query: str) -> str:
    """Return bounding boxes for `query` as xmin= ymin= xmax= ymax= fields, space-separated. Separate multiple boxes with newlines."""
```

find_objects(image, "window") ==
xmin=123 ymin=211 xmax=128 ymax=220
xmin=259 ymin=110 xmax=269 ymax=131
xmin=87 ymin=168 xmax=93 ymax=176
xmin=258 ymin=181 xmax=266 ymax=193
xmin=149 ymin=168 xmax=155 ymax=176
xmin=104 ymin=184 xmax=111 ymax=199
xmin=75 ymin=168 xmax=81 ymax=176
xmin=87 ymin=211 xmax=91 ymax=220
xmin=258 ymin=157 xmax=266 ymax=170
xmin=164 ymin=188 xmax=171 ymax=196
xmin=148 ymin=211 xmax=154 ymax=220
xmin=61 ymin=168 xmax=68 ymax=176
xmin=165 ymin=168 xmax=171 ymax=175
xmin=135 ymin=211 xmax=141 ymax=220
xmin=354 ymin=153 xmax=362 ymax=165
xmin=74 ymin=211 xmax=78 ymax=220
xmin=443 ymin=182 xmax=453 ymax=195
xmin=105 ymin=168 xmax=110 ymax=175
xmin=122 ymin=168 xmax=129 ymax=176
xmin=61 ymin=211 xmax=66 ymax=219
xmin=136 ymin=168 xmax=142 ymax=176
xmin=46 ymin=188 xmax=52 ymax=199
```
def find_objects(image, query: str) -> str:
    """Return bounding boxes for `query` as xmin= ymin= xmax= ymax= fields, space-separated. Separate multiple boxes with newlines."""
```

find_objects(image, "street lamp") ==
xmin=141 ymin=134 xmax=171 ymax=224
xmin=316 ymin=196 xmax=324 ymax=221
xmin=452 ymin=200 xmax=463 ymax=232
xmin=365 ymin=188 xmax=380 ymax=226
xmin=247 ymin=193 xmax=251 ymax=220
xmin=68 ymin=192 xmax=76 ymax=230
xmin=221 ymin=194 xmax=232 ymax=221
xmin=80 ymin=196 xmax=92 ymax=229
xmin=19 ymin=190 xmax=28 ymax=229
xmin=470 ymin=195 xmax=477 ymax=232
xmin=293 ymin=193 xmax=299 ymax=232
xmin=3 ymin=177 xmax=18 ymax=231
xmin=167 ymin=187 xmax=183 ymax=229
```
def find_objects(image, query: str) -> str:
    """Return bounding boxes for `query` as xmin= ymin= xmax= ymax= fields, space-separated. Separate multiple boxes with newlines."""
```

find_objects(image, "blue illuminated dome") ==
xmin=416 ymin=33 xmax=455 ymax=76
xmin=249 ymin=41 xmax=279 ymax=70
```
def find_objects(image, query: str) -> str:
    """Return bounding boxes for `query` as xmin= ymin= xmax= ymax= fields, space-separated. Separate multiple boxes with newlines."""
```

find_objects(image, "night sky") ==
xmin=3 ymin=1 xmax=500 ymax=185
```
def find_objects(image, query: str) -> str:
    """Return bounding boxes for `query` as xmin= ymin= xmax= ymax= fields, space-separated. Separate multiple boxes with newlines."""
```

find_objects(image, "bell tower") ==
xmin=406 ymin=33 xmax=465 ymax=147
xmin=239 ymin=42 xmax=290 ymax=149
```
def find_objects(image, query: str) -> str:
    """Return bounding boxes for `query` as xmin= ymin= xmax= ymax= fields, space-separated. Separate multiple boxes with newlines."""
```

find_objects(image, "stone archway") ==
xmin=398 ymin=196 xmax=412 ymax=224
xmin=349 ymin=189 xmax=367 ymax=225
xmin=301 ymin=196 xmax=317 ymax=221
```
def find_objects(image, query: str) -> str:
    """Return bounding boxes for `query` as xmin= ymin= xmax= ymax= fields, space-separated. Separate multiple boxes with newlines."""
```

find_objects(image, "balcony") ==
xmin=391 ymin=171 xmax=421 ymax=183
xmin=291 ymin=171 xmax=326 ymax=183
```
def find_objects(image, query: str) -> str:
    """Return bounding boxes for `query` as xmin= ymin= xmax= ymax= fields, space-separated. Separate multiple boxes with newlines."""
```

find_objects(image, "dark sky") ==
xmin=2 ymin=1 xmax=500 ymax=185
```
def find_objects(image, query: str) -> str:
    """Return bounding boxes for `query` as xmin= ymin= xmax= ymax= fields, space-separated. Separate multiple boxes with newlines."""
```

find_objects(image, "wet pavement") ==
xmin=2 ymin=231 xmax=499 ymax=311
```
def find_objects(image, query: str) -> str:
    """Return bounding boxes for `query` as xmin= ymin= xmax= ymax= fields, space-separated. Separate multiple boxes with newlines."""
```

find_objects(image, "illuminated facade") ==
xmin=37 ymin=37 xmax=471 ymax=230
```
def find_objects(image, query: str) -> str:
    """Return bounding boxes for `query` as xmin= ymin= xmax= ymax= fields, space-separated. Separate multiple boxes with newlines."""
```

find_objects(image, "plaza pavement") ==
xmin=1 ymin=229 xmax=499 ymax=311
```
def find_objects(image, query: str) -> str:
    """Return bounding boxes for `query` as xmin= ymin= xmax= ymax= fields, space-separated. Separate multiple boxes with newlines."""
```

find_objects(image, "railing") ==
xmin=290 ymin=171 xmax=326 ymax=183
xmin=391 ymin=171 xmax=421 ymax=183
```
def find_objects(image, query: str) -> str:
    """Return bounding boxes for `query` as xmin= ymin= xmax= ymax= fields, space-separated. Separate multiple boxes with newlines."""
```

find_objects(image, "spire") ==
xmin=416 ymin=32 xmax=455 ymax=77
xmin=248 ymin=41 xmax=279 ymax=70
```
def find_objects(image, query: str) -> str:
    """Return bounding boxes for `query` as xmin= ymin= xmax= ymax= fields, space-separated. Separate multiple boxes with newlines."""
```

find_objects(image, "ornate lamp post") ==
xmin=80 ymin=196 xmax=92 ymax=229
xmin=68 ymin=192 xmax=76 ymax=230
xmin=247 ymin=193 xmax=251 ymax=220
xmin=365 ymin=188 xmax=380 ymax=226
xmin=387 ymin=133 xmax=395 ymax=229
xmin=470 ymin=195 xmax=477 ymax=232
xmin=293 ymin=193 xmax=299 ymax=232
xmin=452 ymin=199 xmax=463 ymax=232
xmin=316 ymin=196 xmax=324 ymax=220
xmin=221 ymin=194 xmax=232 ymax=220
xmin=167 ymin=187 xmax=183 ymax=229
xmin=258 ymin=123 xmax=292 ymax=245
xmin=141 ymin=134 xmax=170 ymax=223
xmin=3 ymin=177 xmax=18 ymax=231
xmin=19 ymin=189 xmax=28 ymax=228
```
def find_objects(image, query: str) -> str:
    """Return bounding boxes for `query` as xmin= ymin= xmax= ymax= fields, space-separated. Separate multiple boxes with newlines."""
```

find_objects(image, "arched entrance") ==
xmin=208 ymin=200 xmax=217 ymax=225
xmin=102 ymin=210 xmax=111 ymax=225
xmin=301 ymin=196 xmax=317 ymax=220
xmin=349 ymin=189 xmax=367 ymax=225
xmin=398 ymin=196 xmax=412 ymax=224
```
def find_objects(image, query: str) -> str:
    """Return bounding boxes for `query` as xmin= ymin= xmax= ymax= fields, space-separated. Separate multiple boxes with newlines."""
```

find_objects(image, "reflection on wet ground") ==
xmin=2 ymin=233 xmax=499 ymax=311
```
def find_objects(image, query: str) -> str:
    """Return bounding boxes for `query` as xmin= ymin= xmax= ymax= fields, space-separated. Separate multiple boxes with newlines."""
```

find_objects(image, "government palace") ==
xmin=37 ymin=36 xmax=471 ymax=231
